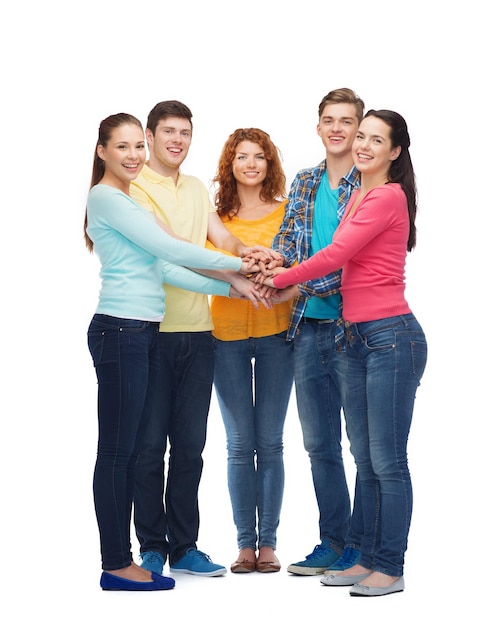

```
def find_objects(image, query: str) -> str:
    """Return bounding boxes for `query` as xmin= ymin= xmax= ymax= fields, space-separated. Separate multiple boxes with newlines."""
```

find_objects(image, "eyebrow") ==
xmin=359 ymin=132 xmax=386 ymax=140
xmin=161 ymin=125 xmax=191 ymax=132
xmin=113 ymin=140 xmax=145 ymax=146
xmin=321 ymin=116 xmax=355 ymax=122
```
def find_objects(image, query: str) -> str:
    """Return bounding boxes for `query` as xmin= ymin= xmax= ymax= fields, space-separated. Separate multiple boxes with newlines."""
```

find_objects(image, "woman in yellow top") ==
xmin=211 ymin=129 xmax=294 ymax=573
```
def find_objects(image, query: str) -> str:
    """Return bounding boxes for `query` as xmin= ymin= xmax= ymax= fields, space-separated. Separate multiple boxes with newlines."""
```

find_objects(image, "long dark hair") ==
xmin=83 ymin=113 xmax=143 ymax=253
xmin=365 ymin=109 xmax=417 ymax=251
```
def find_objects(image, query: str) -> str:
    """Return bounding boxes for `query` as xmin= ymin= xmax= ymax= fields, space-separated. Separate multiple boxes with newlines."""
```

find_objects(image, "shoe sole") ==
xmin=321 ymin=574 xmax=368 ymax=586
xmin=170 ymin=568 xmax=227 ymax=577
xmin=287 ymin=565 xmax=327 ymax=575
xmin=350 ymin=587 xmax=404 ymax=597
xmin=350 ymin=577 xmax=404 ymax=596
xmin=231 ymin=565 xmax=255 ymax=573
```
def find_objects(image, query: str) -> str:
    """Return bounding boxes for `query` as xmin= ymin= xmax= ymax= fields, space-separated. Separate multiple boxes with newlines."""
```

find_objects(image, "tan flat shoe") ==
xmin=256 ymin=557 xmax=281 ymax=573
xmin=230 ymin=559 xmax=256 ymax=573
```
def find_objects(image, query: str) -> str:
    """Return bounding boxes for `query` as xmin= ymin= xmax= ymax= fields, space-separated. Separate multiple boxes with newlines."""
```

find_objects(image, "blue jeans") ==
xmin=87 ymin=314 xmax=160 ymax=571
xmin=293 ymin=320 xmax=357 ymax=552
xmin=213 ymin=332 xmax=293 ymax=550
xmin=342 ymin=313 xmax=427 ymax=577
xmin=133 ymin=331 xmax=214 ymax=565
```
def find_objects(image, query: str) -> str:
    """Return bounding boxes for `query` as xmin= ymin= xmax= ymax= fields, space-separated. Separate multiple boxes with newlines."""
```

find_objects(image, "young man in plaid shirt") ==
xmin=272 ymin=88 xmax=365 ymax=575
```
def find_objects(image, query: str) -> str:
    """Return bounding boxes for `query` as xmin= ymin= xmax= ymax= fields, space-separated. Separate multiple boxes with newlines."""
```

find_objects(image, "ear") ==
xmin=390 ymin=146 xmax=401 ymax=161
xmin=96 ymin=144 xmax=106 ymax=161
xmin=146 ymin=128 xmax=154 ymax=147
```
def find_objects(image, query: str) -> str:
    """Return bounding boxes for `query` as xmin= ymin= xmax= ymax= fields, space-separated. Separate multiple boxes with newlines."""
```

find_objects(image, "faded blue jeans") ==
xmin=87 ymin=314 xmax=160 ymax=571
xmin=342 ymin=313 xmax=427 ymax=577
xmin=293 ymin=319 xmax=357 ymax=553
xmin=213 ymin=332 xmax=293 ymax=550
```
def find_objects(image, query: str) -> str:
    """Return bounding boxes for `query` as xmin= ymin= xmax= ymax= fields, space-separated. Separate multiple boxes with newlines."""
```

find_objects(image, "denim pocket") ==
xmin=364 ymin=327 xmax=396 ymax=351
xmin=88 ymin=332 xmax=104 ymax=367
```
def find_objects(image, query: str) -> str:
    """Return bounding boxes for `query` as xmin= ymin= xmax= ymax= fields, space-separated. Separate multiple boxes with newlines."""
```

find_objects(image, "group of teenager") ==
xmin=84 ymin=88 xmax=427 ymax=597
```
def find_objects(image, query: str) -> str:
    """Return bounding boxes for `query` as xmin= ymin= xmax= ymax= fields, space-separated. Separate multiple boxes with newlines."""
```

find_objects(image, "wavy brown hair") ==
xmin=212 ymin=128 xmax=286 ymax=219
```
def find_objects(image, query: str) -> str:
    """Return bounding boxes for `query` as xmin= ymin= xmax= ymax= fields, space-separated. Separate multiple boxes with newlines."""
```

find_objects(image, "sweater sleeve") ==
xmin=88 ymin=185 xmax=242 ymax=272
xmin=274 ymin=185 xmax=403 ymax=289
xmin=162 ymin=262 xmax=231 ymax=296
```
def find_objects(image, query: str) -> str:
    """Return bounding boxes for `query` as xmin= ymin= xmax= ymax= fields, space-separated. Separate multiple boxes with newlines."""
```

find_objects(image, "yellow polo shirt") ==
xmin=130 ymin=163 xmax=215 ymax=332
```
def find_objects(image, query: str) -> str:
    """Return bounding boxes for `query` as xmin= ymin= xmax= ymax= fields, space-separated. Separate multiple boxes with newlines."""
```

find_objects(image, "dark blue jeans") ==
xmin=133 ymin=331 xmax=214 ymax=565
xmin=343 ymin=314 xmax=427 ymax=576
xmin=87 ymin=314 xmax=160 ymax=571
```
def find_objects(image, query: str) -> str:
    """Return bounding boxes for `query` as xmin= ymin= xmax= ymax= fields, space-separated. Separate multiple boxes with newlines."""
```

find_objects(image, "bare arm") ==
xmin=207 ymin=212 xmax=282 ymax=263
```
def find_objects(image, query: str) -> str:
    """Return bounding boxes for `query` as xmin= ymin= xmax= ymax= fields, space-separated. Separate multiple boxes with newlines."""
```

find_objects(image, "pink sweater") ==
xmin=273 ymin=184 xmax=412 ymax=323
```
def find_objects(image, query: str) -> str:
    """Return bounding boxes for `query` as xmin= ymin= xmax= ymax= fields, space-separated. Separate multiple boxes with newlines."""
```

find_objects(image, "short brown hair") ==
xmin=146 ymin=100 xmax=193 ymax=134
xmin=318 ymin=88 xmax=365 ymax=122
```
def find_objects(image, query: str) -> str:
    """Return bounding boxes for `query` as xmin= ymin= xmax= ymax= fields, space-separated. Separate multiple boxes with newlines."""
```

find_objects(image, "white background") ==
xmin=1 ymin=1 xmax=500 ymax=623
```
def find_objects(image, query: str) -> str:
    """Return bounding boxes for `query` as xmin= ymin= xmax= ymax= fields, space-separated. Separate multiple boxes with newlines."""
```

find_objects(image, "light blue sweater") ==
xmin=86 ymin=184 xmax=241 ymax=321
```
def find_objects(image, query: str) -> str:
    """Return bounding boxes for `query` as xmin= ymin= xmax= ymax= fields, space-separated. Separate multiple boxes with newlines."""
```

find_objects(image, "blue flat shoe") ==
xmin=100 ymin=571 xmax=175 ymax=591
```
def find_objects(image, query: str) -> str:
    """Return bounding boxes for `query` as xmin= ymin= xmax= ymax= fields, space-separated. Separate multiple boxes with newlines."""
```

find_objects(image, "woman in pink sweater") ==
xmin=264 ymin=110 xmax=427 ymax=596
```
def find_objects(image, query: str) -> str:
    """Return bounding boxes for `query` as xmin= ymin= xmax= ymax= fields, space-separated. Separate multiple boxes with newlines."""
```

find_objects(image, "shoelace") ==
xmin=306 ymin=544 xmax=332 ymax=560
xmin=189 ymin=549 xmax=212 ymax=562
xmin=335 ymin=548 xmax=360 ymax=568
xmin=143 ymin=553 xmax=163 ymax=564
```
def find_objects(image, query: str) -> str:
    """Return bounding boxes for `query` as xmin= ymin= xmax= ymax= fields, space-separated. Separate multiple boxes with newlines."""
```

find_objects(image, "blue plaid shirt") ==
xmin=272 ymin=161 xmax=360 ymax=341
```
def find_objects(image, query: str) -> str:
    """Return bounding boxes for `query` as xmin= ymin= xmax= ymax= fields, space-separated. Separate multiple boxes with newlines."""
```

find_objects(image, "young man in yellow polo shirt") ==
xmin=131 ymin=101 xmax=274 ymax=577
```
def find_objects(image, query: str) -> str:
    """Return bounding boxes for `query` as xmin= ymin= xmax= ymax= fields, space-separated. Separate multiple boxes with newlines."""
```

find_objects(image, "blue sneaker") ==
xmin=324 ymin=546 xmax=361 ymax=574
xmin=140 ymin=551 xmax=165 ymax=575
xmin=287 ymin=540 xmax=340 ymax=575
xmin=170 ymin=548 xmax=227 ymax=577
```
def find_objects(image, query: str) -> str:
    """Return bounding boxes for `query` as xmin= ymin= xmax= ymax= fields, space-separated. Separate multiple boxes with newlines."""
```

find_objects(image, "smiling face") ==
xmin=232 ymin=140 xmax=268 ymax=188
xmin=317 ymin=102 xmax=360 ymax=158
xmin=146 ymin=116 xmax=192 ymax=177
xmin=352 ymin=115 xmax=401 ymax=179
xmin=97 ymin=124 xmax=146 ymax=192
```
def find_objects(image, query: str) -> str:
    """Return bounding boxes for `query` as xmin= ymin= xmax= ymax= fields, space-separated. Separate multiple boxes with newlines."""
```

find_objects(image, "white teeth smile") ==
xmin=358 ymin=154 xmax=372 ymax=160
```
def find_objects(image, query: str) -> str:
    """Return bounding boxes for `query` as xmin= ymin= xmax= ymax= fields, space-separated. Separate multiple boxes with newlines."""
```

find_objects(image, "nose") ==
xmin=127 ymin=147 xmax=142 ymax=160
xmin=171 ymin=131 xmax=184 ymax=143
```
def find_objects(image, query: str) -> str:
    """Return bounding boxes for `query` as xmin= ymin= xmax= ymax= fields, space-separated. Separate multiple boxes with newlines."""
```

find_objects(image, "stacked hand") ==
xmin=235 ymin=249 xmax=295 ymax=307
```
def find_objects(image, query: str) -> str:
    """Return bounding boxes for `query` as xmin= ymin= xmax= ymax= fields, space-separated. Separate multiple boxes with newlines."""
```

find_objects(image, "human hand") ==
xmin=270 ymin=284 xmax=299 ymax=302
xmin=228 ymin=273 xmax=273 ymax=310
xmin=253 ymin=264 xmax=288 ymax=286
xmin=237 ymin=245 xmax=282 ymax=264
xmin=239 ymin=257 xmax=261 ymax=275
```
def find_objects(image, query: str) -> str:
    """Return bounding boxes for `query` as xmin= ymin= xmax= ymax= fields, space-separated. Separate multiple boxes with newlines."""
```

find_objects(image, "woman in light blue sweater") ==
xmin=84 ymin=113 xmax=253 ymax=591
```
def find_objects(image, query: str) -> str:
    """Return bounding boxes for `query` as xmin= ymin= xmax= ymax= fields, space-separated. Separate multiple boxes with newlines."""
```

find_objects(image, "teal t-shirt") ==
xmin=304 ymin=171 xmax=342 ymax=319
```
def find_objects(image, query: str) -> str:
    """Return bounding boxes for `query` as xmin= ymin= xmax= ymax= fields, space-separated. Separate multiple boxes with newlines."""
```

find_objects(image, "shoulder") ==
xmin=179 ymin=172 xmax=207 ymax=189
xmin=293 ymin=160 xmax=326 ymax=181
xmin=361 ymin=184 xmax=407 ymax=220
xmin=366 ymin=183 xmax=404 ymax=201
xmin=88 ymin=184 xmax=125 ymax=204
